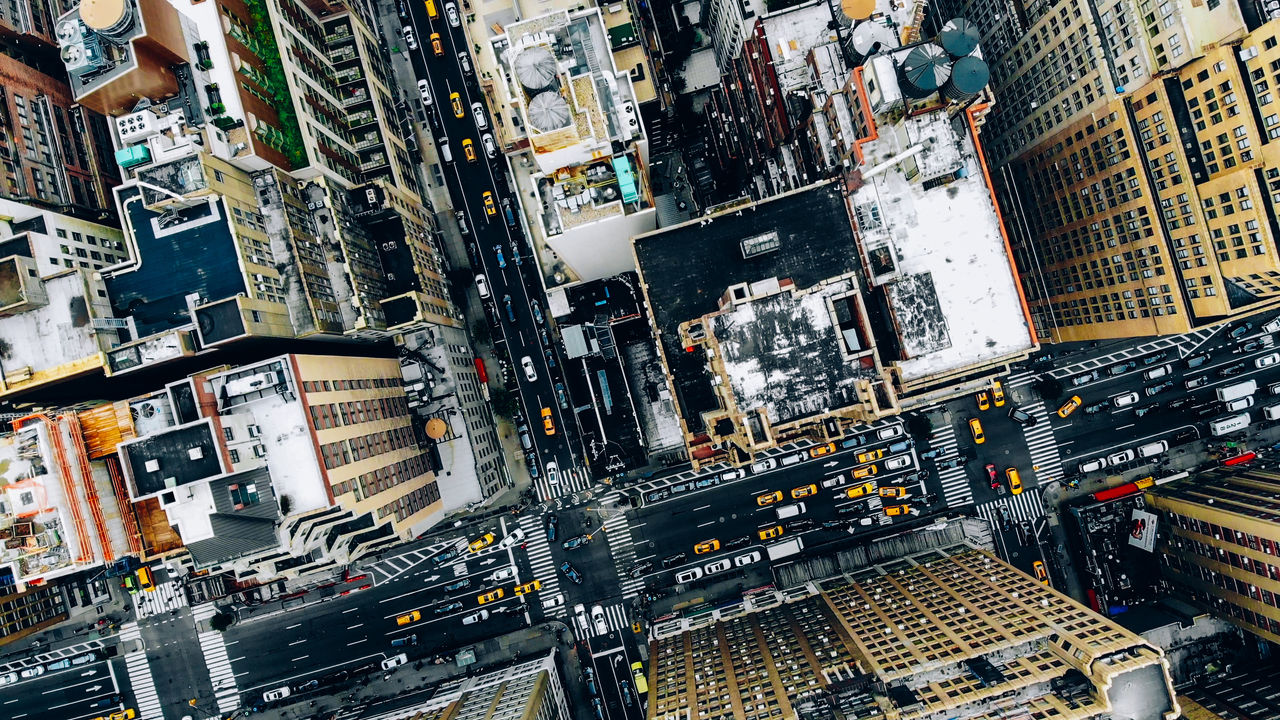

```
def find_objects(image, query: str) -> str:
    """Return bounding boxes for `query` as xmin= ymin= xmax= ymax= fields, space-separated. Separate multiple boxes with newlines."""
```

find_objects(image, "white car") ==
xmin=521 ymin=355 xmax=537 ymax=382
xmin=876 ymin=425 xmax=903 ymax=440
xmin=721 ymin=468 xmax=745 ymax=481
xmin=471 ymin=101 xmax=488 ymax=129
xmin=264 ymin=687 xmax=292 ymax=702
xmin=0 ymin=672 xmax=16 ymax=686
xmin=475 ymin=274 xmax=490 ymax=298
xmin=884 ymin=455 xmax=913 ymax=470
xmin=1226 ymin=396 xmax=1255 ymax=411
xmin=591 ymin=605 xmax=608 ymax=635
xmin=401 ymin=26 xmax=417 ymax=50
xmin=381 ymin=653 xmax=408 ymax=670
xmin=734 ymin=551 xmax=762 ymax=567
xmin=18 ymin=666 xmax=43 ymax=679
xmin=1112 ymin=391 xmax=1139 ymax=407
xmin=542 ymin=593 xmax=565 ymax=611
xmin=481 ymin=133 xmax=497 ymax=158
xmin=674 ymin=567 xmax=703 ymax=583
xmin=445 ymin=1 xmax=460 ymax=26
xmin=416 ymin=79 xmax=432 ymax=106
xmin=1107 ymin=449 xmax=1135 ymax=467
xmin=749 ymin=458 xmax=778 ymax=473
xmin=703 ymin=558 xmax=731 ymax=575
xmin=457 ymin=51 xmax=473 ymax=75
xmin=1257 ymin=352 xmax=1280 ymax=369
xmin=499 ymin=528 xmax=526 ymax=548
xmin=574 ymin=603 xmax=589 ymax=629
xmin=546 ymin=461 xmax=559 ymax=484
xmin=485 ymin=566 xmax=516 ymax=583
xmin=462 ymin=609 xmax=490 ymax=625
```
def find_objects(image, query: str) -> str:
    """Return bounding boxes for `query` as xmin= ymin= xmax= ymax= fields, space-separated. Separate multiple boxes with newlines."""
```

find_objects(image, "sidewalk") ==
xmin=0 ymin=580 xmax=130 ymax=668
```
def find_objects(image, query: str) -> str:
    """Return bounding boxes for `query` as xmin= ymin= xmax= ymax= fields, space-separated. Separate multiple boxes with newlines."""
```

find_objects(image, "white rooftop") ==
xmin=761 ymin=1 xmax=840 ymax=93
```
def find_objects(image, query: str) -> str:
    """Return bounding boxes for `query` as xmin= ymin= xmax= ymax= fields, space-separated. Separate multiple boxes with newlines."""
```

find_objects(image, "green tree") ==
xmin=210 ymin=612 xmax=235 ymax=632
xmin=906 ymin=414 xmax=933 ymax=440
xmin=1032 ymin=377 xmax=1065 ymax=403
xmin=491 ymin=388 xmax=520 ymax=418
xmin=471 ymin=320 xmax=491 ymax=346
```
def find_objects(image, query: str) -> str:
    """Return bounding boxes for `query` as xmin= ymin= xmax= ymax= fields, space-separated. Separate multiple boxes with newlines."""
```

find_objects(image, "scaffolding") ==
xmin=11 ymin=415 xmax=94 ymax=565
xmin=67 ymin=414 xmax=115 ymax=563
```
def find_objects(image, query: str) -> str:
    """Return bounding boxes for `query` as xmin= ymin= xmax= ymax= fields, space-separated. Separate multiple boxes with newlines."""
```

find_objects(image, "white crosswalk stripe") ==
xmin=366 ymin=546 xmax=447 ymax=582
xmin=535 ymin=465 xmax=594 ymax=502
xmin=119 ymin=626 xmax=163 ymax=720
xmin=517 ymin=515 xmax=562 ymax=604
xmin=601 ymin=513 xmax=642 ymax=598
xmin=193 ymin=603 xmax=241 ymax=713
xmin=1020 ymin=402 xmax=1065 ymax=484
xmin=571 ymin=601 xmax=630 ymax=637
xmin=1046 ymin=327 xmax=1217 ymax=378
xmin=1005 ymin=371 xmax=1037 ymax=389
xmin=131 ymin=579 xmax=188 ymax=619
xmin=976 ymin=491 xmax=1046 ymax=529
xmin=929 ymin=424 xmax=972 ymax=508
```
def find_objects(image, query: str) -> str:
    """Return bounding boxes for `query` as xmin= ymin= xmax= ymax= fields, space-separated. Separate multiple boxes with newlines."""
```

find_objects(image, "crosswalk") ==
xmin=601 ymin=510 xmax=643 ymax=599
xmin=118 ymin=623 xmax=163 ymax=720
xmin=535 ymin=464 xmax=593 ymax=502
xmin=976 ymin=490 xmax=1045 ymax=530
xmin=517 ymin=514 xmax=562 ymax=606
xmin=193 ymin=603 xmax=241 ymax=714
xmin=571 ymin=601 xmax=630 ymax=638
xmin=1005 ymin=370 xmax=1038 ymax=390
xmin=1019 ymin=401 xmax=1066 ymax=484
xmin=929 ymin=423 xmax=972 ymax=508
xmin=1042 ymin=327 xmax=1217 ymax=379
xmin=131 ymin=579 xmax=188 ymax=619
xmin=365 ymin=540 xmax=455 ymax=583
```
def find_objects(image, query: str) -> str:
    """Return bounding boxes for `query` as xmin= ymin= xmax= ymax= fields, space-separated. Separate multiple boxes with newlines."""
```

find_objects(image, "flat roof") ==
xmin=634 ymin=183 xmax=860 ymax=434
xmin=107 ymin=186 xmax=246 ymax=337
xmin=120 ymin=419 xmax=224 ymax=497
xmin=0 ymin=271 xmax=107 ymax=377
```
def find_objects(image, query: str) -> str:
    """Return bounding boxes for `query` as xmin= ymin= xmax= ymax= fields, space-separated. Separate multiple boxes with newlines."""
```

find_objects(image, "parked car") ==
xmin=1230 ymin=322 xmax=1254 ymax=339
xmin=559 ymin=561 xmax=583 ymax=584
xmin=545 ymin=514 xmax=558 ymax=542
xmin=562 ymin=534 xmax=591 ymax=550
xmin=1185 ymin=375 xmax=1209 ymax=389
xmin=1144 ymin=380 xmax=1174 ymax=396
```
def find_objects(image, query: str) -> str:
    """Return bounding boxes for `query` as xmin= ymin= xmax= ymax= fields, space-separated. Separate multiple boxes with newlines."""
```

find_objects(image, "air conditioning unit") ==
xmin=252 ymin=444 xmax=267 ymax=458
xmin=248 ymin=424 xmax=261 ymax=438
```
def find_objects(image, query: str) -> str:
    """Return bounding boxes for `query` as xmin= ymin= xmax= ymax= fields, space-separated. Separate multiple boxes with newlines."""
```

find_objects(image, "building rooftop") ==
xmin=119 ymin=419 xmax=224 ymax=497
xmin=760 ymin=1 xmax=839 ymax=94
xmin=106 ymin=185 xmax=246 ymax=337
xmin=633 ymin=183 xmax=861 ymax=435
xmin=181 ymin=466 xmax=281 ymax=568
xmin=0 ymin=269 xmax=120 ymax=392
xmin=851 ymin=53 xmax=1034 ymax=381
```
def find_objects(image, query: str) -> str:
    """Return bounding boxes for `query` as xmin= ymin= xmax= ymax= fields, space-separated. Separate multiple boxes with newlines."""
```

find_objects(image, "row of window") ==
xmin=308 ymin=396 xmax=410 ymax=429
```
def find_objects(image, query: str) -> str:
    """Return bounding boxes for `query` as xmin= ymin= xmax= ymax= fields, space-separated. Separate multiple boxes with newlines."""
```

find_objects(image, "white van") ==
xmin=1078 ymin=458 xmax=1105 ymax=473
xmin=381 ymin=653 xmax=408 ymax=670
xmin=1142 ymin=364 xmax=1172 ymax=381
xmin=776 ymin=502 xmax=807 ymax=520
xmin=1266 ymin=404 xmax=1280 ymax=421
xmin=1137 ymin=440 xmax=1168 ymax=458
xmin=1226 ymin=396 xmax=1256 ymax=412
xmin=675 ymin=567 xmax=703 ymax=583
xmin=780 ymin=452 xmax=804 ymax=467
xmin=1112 ymin=391 xmax=1139 ymax=407
xmin=438 ymin=138 xmax=452 ymax=163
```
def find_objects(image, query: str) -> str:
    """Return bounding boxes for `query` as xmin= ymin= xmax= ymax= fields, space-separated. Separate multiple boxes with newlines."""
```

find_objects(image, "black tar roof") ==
xmin=633 ymin=182 xmax=859 ymax=434
xmin=121 ymin=419 xmax=224 ymax=497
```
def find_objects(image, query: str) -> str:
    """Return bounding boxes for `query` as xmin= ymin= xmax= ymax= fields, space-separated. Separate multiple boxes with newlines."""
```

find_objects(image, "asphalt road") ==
xmin=0 ymin=654 xmax=126 ymax=720
xmin=396 ymin=0 xmax=584 ymax=497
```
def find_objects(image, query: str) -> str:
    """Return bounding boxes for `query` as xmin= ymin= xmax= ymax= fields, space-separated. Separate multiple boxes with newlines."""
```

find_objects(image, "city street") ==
xmin=396 ymin=0 xmax=587 ymax=500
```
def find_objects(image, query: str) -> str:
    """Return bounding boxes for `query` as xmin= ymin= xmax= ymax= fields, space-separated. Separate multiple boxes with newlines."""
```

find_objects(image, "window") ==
xmin=223 ymin=426 xmax=235 ymax=441
xmin=229 ymin=449 xmax=241 ymax=463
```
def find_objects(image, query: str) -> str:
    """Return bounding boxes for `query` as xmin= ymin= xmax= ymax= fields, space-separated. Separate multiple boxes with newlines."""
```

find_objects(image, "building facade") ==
xmin=647 ymin=545 xmax=1180 ymax=720
xmin=1145 ymin=468 xmax=1280 ymax=645
xmin=358 ymin=650 xmax=570 ymax=720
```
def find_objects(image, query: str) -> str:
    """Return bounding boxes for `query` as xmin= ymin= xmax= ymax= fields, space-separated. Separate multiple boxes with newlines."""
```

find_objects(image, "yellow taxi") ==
xmin=462 ymin=138 xmax=477 ymax=162
xmin=1006 ymin=467 xmax=1023 ymax=495
xmin=468 ymin=532 xmax=495 ymax=552
xmin=541 ymin=407 xmax=555 ymax=435
xmin=396 ymin=610 xmax=422 ymax=626
xmin=969 ymin=417 xmax=985 ymax=444
xmin=852 ymin=464 xmax=878 ymax=479
xmin=430 ymin=32 xmax=444 ymax=56
xmin=845 ymin=480 xmax=876 ymax=499
xmin=694 ymin=539 xmax=720 ymax=554
xmin=976 ymin=390 xmax=991 ymax=411
xmin=514 ymin=580 xmax=541 ymax=595
xmin=758 ymin=525 xmax=784 ymax=540
xmin=477 ymin=588 xmax=504 ymax=604
xmin=483 ymin=191 xmax=497 ymax=216
xmin=425 ymin=0 xmax=437 ymax=17
xmin=1057 ymin=395 xmax=1082 ymax=418
xmin=808 ymin=442 xmax=835 ymax=458
xmin=1032 ymin=560 xmax=1049 ymax=585
xmin=883 ymin=504 xmax=912 ymax=516
xmin=137 ymin=566 xmax=155 ymax=592
xmin=755 ymin=490 xmax=783 ymax=506
xmin=992 ymin=380 xmax=1006 ymax=407
xmin=93 ymin=712 xmax=136 ymax=720
xmin=856 ymin=448 xmax=884 ymax=464
xmin=791 ymin=483 xmax=817 ymax=499
xmin=878 ymin=486 xmax=907 ymax=498
xmin=450 ymin=92 xmax=464 ymax=118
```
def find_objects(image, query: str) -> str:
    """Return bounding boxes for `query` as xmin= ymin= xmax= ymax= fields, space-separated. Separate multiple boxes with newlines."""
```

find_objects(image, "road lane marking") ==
xmin=347 ymin=639 xmax=366 ymax=646
xmin=285 ymin=623 xmax=301 ymax=630
xmin=696 ymin=520 xmax=715 ymax=528
xmin=347 ymin=623 xmax=364 ymax=630
xmin=291 ymin=656 xmax=310 ymax=662
xmin=288 ymin=639 xmax=307 ymax=646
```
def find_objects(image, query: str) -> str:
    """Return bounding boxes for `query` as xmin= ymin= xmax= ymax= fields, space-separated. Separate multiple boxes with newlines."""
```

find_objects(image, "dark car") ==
xmin=1135 ymin=404 xmax=1158 ymax=418
xmin=531 ymin=301 xmax=545 ymax=325
xmin=444 ymin=578 xmax=472 ymax=592
xmin=1230 ymin=322 xmax=1254 ymax=339
xmin=1144 ymin=380 xmax=1174 ymax=396
xmin=1007 ymin=406 xmax=1038 ymax=427
xmin=837 ymin=505 xmax=865 ymax=516
xmin=432 ymin=547 xmax=460 ymax=565
xmin=786 ymin=519 xmax=816 ymax=532
xmin=559 ymin=561 xmax=583 ymax=584
xmin=998 ymin=507 xmax=1013 ymax=533
xmin=1185 ymin=354 xmax=1209 ymax=369
xmin=555 ymin=382 xmax=568 ymax=409
xmin=1171 ymin=427 xmax=1201 ymax=445
xmin=628 ymin=561 xmax=654 ymax=578
xmin=839 ymin=435 xmax=868 ymax=449
xmin=646 ymin=489 xmax=670 ymax=503
xmin=661 ymin=552 xmax=687 ymax=568
xmin=937 ymin=456 xmax=965 ymax=469
xmin=1193 ymin=404 xmax=1219 ymax=418
xmin=1219 ymin=362 xmax=1247 ymax=377
xmin=822 ymin=519 xmax=846 ymax=529
xmin=562 ymin=534 xmax=590 ymax=550
xmin=1108 ymin=360 xmax=1137 ymax=376
xmin=920 ymin=448 xmax=944 ymax=460
xmin=620 ymin=679 xmax=635 ymax=706
xmin=591 ymin=698 xmax=604 ymax=720
xmin=1141 ymin=352 xmax=1167 ymax=365
xmin=725 ymin=536 xmax=752 ymax=549
xmin=545 ymin=514 xmax=558 ymax=542
xmin=89 ymin=695 xmax=124 ymax=709
xmin=1083 ymin=400 xmax=1109 ymax=414
xmin=1167 ymin=397 xmax=1193 ymax=410
xmin=583 ymin=667 xmax=598 ymax=695
xmin=434 ymin=601 xmax=463 ymax=614
xmin=1185 ymin=375 xmax=1209 ymax=389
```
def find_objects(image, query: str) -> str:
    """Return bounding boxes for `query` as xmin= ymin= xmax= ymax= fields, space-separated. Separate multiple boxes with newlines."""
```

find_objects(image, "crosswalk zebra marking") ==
xmin=1019 ymin=401 xmax=1065 ymax=484
xmin=976 ymin=491 xmax=1045 ymax=530
xmin=119 ymin=624 xmax=163 ymax=720
xmin=193 ymin=603 xmax=241 ymax=714
xmin=929 ymin=424 xmax=973 ymax=508
xmin=517 ymin=514 xmax=562 ymax=605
